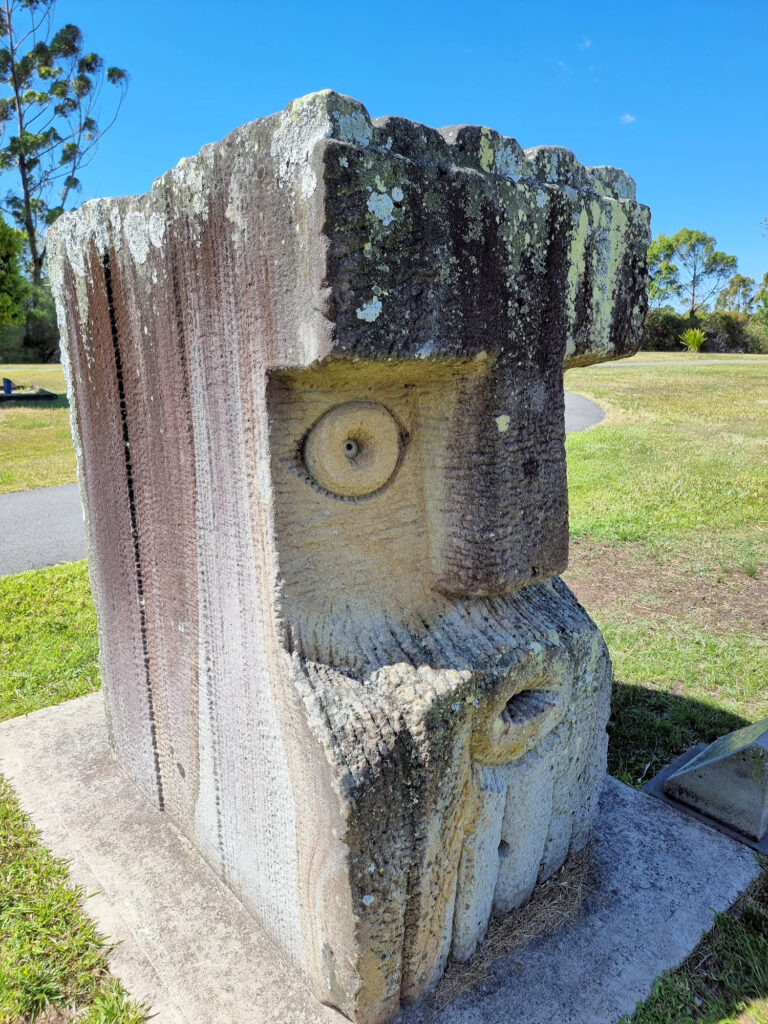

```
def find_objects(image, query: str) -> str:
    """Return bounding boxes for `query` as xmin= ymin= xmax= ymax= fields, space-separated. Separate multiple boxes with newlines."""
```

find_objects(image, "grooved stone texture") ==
xmin=47 ymin=91 xmax=651 ymax=1022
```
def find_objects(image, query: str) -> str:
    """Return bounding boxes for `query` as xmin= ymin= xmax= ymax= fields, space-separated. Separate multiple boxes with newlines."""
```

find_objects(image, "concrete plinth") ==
xmin=0 ymin=694 xmax=759 ymax=1024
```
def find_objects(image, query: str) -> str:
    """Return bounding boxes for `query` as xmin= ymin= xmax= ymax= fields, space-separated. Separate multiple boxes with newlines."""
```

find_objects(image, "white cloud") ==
xmin=579 ymin=36 xmax=592 ymax=49
xmin=619 ymin=113 xmax=636 ymax=125
xmin=558 ymin=60 xmax=571 ymax=74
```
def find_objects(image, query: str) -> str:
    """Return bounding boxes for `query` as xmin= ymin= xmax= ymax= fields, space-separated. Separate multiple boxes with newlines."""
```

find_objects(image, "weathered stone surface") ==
xmin=47 ymin=91 xmax=650 ymax=1022
xmin=664 ymin=720 xmax=768 ymax=841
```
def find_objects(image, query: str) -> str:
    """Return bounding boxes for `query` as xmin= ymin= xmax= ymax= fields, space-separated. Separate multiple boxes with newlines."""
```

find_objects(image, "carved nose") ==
xmin=424 ymin=365 xmax=569 ymax=597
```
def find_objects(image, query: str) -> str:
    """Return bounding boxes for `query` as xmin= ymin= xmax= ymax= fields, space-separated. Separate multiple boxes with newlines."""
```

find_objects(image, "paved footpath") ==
xmin=0 ymin=394 xmax=605 ymax=577
xmin=598 ymin=358 xmax=768 ymax=367
xmin=564 ymin=391 xmax=604 ymax=431
xmin=0 ymin=483 xmax=86 ymax=576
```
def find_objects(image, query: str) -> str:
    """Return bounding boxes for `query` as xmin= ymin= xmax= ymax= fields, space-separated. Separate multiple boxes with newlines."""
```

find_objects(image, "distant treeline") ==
xmin=643 ymin=308 xmax=768 ymax=354
xmin=644 ymin=227 xmax=768 ymax=353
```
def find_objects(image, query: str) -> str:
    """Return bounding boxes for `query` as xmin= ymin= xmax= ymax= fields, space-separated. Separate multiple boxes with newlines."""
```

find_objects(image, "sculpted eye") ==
xmin=303 ymin=401 xmax=402 ymax=498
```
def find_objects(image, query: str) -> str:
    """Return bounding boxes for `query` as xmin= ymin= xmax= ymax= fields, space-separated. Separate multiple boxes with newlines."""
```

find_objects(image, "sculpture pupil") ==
xmin=343 ymin=438 xmax=359 ymax=459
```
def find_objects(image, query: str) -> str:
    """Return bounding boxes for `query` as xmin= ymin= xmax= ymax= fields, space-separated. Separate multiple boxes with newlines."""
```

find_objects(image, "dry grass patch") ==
xmin=431 ymin=845 xmax=593 ymax=1011
xmin=565 ymin=538 xmax=767 ymax=636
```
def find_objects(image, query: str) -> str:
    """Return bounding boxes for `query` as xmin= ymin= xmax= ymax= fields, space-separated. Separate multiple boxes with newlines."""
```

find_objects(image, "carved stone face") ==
xmin=266 ymin=357 xmax=608 ymax=987
xmin=48 ymin=90 xmax=647 ymax=1024
xmin=269 ymin=356 xmax=568 ymax=665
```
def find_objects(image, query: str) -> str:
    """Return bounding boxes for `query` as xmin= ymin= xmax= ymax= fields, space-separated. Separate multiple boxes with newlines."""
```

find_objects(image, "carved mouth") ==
xmin=472 ymin=684 xmax=565 ymax=765
xmin=500 ymin=688 xmax=560 ymax=731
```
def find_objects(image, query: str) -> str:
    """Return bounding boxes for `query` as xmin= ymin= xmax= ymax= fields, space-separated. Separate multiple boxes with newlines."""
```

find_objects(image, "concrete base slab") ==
xmin=0 ymin=694 xmax=760 ymax=1024
xmin=0 ymin=694 xmax=344 ymax=1024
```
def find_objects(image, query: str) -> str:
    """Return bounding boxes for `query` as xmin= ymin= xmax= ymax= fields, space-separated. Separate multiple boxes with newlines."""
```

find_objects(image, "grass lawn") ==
xmin=0 ymin=776 xmax=146 ymax=1024
xmin=0 ymin=563 xmax=144 ymax=1023
xmin=0 ymin=363 xmax=76 ymax=495
xmin=0 ymin=356 xmax=766 ymax=1021
xmin=0 ymin=563 xmax=99 ymax=723
xmin=563 ymin=358 xmax=768 ymax=1023
xmin=564 ymin=360 xmax=768 ymax=787
xmin=617 ymin=352 xmax=768 ymax=364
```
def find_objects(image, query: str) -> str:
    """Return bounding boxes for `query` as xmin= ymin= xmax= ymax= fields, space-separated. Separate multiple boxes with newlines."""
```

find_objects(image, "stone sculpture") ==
xmin=48 ymin=91 xmax=650 ymax=1023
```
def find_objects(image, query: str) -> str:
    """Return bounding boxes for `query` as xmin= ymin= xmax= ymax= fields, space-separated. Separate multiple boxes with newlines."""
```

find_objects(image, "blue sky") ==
xmin=24 ymin=0 xmax=768 ymax=285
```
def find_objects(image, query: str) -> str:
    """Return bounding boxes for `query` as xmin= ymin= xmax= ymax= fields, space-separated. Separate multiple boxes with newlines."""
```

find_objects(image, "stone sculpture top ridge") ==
xmin=49 ymin=89 xmax=649 ymax=375
xmin=166 ymin=91 xmax=637 ymax=200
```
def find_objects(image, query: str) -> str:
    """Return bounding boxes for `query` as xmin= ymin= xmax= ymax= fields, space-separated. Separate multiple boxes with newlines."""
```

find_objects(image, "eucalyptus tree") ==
xmin=648 ymin=229 xmax=737 ymax=315
xmin=716 ymin=274 xmax=758 ymax=314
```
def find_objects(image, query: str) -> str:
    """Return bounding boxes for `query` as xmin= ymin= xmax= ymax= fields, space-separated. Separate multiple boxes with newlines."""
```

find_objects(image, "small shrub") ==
xmin=745 ymin=318 xmax=768 ymax=354
xmin=642 ymin=308 xmax=696 ymax=351
xmin=701 ymin=310 xmax=749 ymax=353
xmin=679 ymin=327 xmax=705 ymax=351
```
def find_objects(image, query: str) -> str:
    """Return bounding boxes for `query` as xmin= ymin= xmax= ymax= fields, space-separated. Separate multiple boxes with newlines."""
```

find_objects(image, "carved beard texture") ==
xmin=283 ymin=579 xmax=611 ymax=1021
xmin=257 ymin=365 xmax=611 ymax=1018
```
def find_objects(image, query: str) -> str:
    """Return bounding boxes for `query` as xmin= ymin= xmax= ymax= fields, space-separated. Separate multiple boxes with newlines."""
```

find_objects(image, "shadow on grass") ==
xmin=609 ymin=680 xmax=768 ymax=1023
xmin=608 ymin=679 xmax=749 ymax=788
xmin=3 ymin=393 xmax=69 ymax=409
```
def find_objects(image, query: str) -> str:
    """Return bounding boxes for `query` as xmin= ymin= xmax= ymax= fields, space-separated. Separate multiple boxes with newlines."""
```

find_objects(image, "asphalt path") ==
xmin=564 ymin=391 xmax=604 ymax=432
xmin=0 ymin=392 xmax=605 ymax=576
xmin=598 ymin=358 xmax=768 ymax=367
xmin=0 ymin=483 xmax=86 ymax=576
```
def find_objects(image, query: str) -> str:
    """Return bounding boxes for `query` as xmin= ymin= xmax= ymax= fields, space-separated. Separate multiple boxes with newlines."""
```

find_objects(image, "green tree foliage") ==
xmin=22 ymin=275 xmax=57 ymax=358
xmin=754 ymin=273 xmax=768 ymax=331
xmin=0 ymin=208 xmax=25 ymax=322
xmin=646 ymin=249 xmax=680 ymax=308
xmin=716 ymin=273 xmax=758 ymax=314
xmin=0 ymin=0 xmax=127 ymax=285
xmin=648 ymin=229 xmax=737 ymax=315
